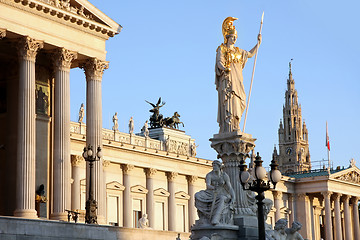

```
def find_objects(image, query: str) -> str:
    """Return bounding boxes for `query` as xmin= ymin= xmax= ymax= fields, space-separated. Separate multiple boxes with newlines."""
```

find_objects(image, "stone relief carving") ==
xmin=334 ymin=171 xmax=360 ymax=184
xmin=194 ymin=160 xmax=236 ymax=226
xmin=38 ymin=0 xmax=94 ymax=20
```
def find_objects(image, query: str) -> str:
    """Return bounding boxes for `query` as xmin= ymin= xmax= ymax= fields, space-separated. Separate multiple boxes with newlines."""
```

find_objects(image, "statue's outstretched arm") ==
xmin=248 ymin=34 xmax=262 ymax=58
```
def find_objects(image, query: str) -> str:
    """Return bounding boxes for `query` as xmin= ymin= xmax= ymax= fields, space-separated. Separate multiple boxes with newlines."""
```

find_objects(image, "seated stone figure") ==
xmin=138 ymin=213 xmax=150 ymax=229
xmin=285 ymin=221 xmax=304 ymax=240
xmin=195 ymin=160 xmax=236 ymax=225
xmin=266 ymin=218 xmax=288 ymax=240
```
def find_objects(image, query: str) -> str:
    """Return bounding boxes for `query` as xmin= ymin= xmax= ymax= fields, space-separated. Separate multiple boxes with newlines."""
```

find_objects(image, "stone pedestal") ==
xmin=191 ymin=224 xmax=239 ymax=240
xmin=210 ymin=131 xmax=258 ymax=240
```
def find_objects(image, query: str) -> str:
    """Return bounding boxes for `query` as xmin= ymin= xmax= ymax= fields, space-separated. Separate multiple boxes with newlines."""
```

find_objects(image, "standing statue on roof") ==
xmin=215 ymin=17 xmax=262 ymax=133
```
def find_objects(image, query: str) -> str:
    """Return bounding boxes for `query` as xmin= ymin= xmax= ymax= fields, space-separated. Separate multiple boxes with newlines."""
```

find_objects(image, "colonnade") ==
xmin=7 ymin=34 xmax=108 ymax=222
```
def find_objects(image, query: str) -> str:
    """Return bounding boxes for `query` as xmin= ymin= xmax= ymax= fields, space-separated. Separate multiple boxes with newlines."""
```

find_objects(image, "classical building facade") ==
xmin=0 ymin=1 xmax=360 ymax=240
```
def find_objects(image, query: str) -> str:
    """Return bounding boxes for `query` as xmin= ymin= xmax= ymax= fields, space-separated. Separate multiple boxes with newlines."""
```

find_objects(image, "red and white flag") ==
xmin=325 ymin=121 xmax=330 ymax=151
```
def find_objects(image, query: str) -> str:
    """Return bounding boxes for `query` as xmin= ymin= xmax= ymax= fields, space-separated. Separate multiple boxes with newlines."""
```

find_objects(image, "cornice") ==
xmin=1 ymin=0 xmax=120 ymax=38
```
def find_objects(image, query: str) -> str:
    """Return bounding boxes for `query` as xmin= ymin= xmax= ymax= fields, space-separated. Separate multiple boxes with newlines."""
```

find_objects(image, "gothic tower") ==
xmin=275 ymin=62 xmax=311 ymax=174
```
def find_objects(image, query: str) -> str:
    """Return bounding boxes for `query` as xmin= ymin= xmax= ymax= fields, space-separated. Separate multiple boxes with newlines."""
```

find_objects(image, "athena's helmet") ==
xmin=222 ymin=16 xmax=238 ymax=44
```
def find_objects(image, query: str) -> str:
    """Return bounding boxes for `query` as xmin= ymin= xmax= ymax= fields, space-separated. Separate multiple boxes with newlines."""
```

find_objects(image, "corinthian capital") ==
xmin=80 ymin=58 xmax=109 ymax=81
xmin=121 ymin=164 xmax=134 ymax=175
xmin=71 ymin=155 xmax=84 ymax=167
xmin=53 ymin=48 xmax=77 ymax=71
xmin=144 ymin=168 xmax=157 ymax=178
xmin=186 ymin=175 xmax=198 ymax=185
xmin=16 ymin=37 xmax=44 ymax=61
xmin=166 ymin=172 xmax=178 ymax=182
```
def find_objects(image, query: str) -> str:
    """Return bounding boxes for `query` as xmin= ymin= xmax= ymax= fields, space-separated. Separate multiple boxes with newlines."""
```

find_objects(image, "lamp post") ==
xmin=239 ymin=152 xmax=282 ymax=240
xmin=82 ymin=145 xmax=102 ymax=224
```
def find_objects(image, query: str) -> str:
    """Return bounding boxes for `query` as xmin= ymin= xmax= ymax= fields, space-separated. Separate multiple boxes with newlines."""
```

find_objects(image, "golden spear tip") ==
xmin=261 ymin=11 xmax=264 ymax=23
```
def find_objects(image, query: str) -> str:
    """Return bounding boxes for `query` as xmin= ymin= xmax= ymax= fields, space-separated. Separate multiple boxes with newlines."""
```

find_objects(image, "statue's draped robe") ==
xmin=195 ymin=171 xmax=233 ymax=224
xmin=215 ymin=44 xmax=248 ymax=132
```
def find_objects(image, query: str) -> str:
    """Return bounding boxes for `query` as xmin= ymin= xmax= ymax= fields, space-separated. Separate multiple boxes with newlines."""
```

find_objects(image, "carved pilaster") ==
xmin=186 ymin=175 xmax=198 ymax=185
xmin=144 ymin=168 xmax=157 ymax=178
xmin=0 ymin=29 xmax=6 ymax=39
xmin=121 ymin=164 xmax=134 ymax=175
xmin=80 ymin=58 xmax=109 ymax=81
xmin=71 ymin=155 xmax=84 ymax=167
xmin=16 ymin=37 xmax=44 ymax=61
xmin=53 ymin=48 xmax=77 ymax=71
xmin=166 ymin=171 xmax=178 ymax=182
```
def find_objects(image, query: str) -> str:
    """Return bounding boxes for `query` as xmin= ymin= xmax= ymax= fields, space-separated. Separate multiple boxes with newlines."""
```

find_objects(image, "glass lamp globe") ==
xmin=271 ymin=169 xmax=282 ymax=183
xmin=82 ymin=149 xmax=88 ymax=158
xmin=87 ymin=149 xmax=93 ymax=157
xmin=240 ymin=171 xmax=251 ymax=183
xmin=97 ymin=150 xmax=103 ymax=158
xmin=255 ymin=166 xmax=267 ymax=180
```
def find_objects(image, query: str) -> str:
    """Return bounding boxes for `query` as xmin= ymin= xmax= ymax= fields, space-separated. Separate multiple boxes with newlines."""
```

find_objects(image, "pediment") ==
xmin=154 ymin=188 xmax=170 ymax=197
xmin=13 ymin=0 xmax=121 ymax=37
xmin=106 ymin=181 xmax=125 ymax=191
xmin=332 ymin=167 xmax=360 ymax=185
xmin=130 ymin=185 xmax=148 ymax=194
xmin=175 ymin=191 xmax=190 ymax=200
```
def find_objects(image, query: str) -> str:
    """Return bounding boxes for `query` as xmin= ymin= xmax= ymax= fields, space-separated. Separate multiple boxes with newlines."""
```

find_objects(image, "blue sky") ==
xmin=70 ymin=0 xmax=360 ymax=168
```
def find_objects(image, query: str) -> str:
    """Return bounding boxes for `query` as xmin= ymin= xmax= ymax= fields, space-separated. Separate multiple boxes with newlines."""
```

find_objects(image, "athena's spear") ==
xmin=242 ymin=12 xmax=264 ymax=133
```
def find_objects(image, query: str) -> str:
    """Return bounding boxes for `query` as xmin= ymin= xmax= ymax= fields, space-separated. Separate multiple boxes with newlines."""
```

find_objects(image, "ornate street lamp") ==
xmin=239 ymin=152 xmax=282 ymax=240
xmin=83 ymin=145 xmax=102 ymax=224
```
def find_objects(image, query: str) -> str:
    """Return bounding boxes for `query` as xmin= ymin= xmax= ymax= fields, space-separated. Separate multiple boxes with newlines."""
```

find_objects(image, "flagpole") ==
xmin=326 ymin=121 xmax=331 ymax=174
xmin=242 ymin=12 xmax=264 ymax=133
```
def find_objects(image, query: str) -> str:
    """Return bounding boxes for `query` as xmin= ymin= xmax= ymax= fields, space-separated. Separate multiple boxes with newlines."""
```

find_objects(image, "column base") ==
xmin=14 ymin=209 xmax=38 ymax=219
xmin=50 ymin=212 xmax=68 ymax=221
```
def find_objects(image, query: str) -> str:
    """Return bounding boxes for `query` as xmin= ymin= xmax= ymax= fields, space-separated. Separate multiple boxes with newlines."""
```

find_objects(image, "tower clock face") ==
xmin=286 ymin=147 xmax=293 ymax=155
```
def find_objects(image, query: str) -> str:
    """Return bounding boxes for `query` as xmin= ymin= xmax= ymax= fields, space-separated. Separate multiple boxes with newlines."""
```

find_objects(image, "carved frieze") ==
xmin=334 ymin=171 xmax=360 ymax=184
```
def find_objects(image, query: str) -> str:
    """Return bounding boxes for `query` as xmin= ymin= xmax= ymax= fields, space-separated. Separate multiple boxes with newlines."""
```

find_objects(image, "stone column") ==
xmin=186 ymin=175 xmax=198 ymax=228
xmin=296 ymin=193 xmax=312 ymax=239
xmin=308 ymin=196 xmax=315 ymax=240
xmin=145 ymin=168 xmax=157 ymax=228
xmin=71 ymin=155 xmax=84 ymax=211
xmin=51 ymin=48 xmax=77 ymax=220
xmin=14 ymin=37 xmax=43 ymax=218
xmin=322 ymin=191 xmax=333 ymax=240
xmin=343 ymin=195 xmax=351 ymax=240
xmin=334 ymin=193 xmax=343 ymax=240
xmin=288 ymin=194 xmax=294 ymax=225
xmin=273 ymin=191 xmax=282 ymax=222
xmin=81 ymin=58 xmax=109 ymax=224
xmin=351 ymin=197 xmax=360 ymax=240
xmin=167 ymin=171 xmax=178 ymax=231
xmin=122 ymin=164 xmax=134 ymax=227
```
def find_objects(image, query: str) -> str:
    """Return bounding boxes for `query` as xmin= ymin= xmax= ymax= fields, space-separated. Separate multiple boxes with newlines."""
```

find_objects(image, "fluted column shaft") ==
xmin=322 ymin=192 xmax=333 ymax=240
xmin=295 ymin=193 xmax=312 ymax=239
xmin=352 ymin=197 xmax=360 ymax=240
xmin=82 ymin=58 xmax=108 ymax=224
xmin=145 ymin=168 xmax=157 ymax=228
xmin=122 ymin=164 xmax=134 ymax=227
xmin=167 ymin=172 xmax=178 ymax=231
xmin=273 ymin=191 xmax=282 ymax=222
xmin=14 ymin=37 xmax=43 ymax=218
xmin=71 ymin=155 xmax=84 ymax=211
xmin=51 ymin=48 xmax=77 ymax=220
xmin=343 ymin=195 xmax=351 ymax=240
xmin=187 ymin=175 xmax=198 ymax=228
xmin=334 ymin=193 xmax=343 ymax=240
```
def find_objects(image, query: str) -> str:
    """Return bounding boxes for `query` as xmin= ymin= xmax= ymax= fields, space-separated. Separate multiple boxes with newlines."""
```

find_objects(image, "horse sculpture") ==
xmin=163 ymin=112 xmax=184 ymax=129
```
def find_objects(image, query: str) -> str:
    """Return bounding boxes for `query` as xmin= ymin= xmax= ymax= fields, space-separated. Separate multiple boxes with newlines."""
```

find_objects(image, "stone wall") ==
xmin=0 ymin=216 xmax=190 ymax=240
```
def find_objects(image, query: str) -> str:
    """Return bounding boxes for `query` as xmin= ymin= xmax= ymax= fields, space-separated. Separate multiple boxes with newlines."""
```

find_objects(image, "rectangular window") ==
xmin=176 ymin=204 xmax=186 ymax=232
xmin=81 ymin=190 xmax=86 ymax=210
xmin=107 ymin=195 xmax=119 ymax=226
xmin=154 ymin=201 xmax=165 ymax=230
xmin=133 ymin=199 xmax=142 ymax=228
